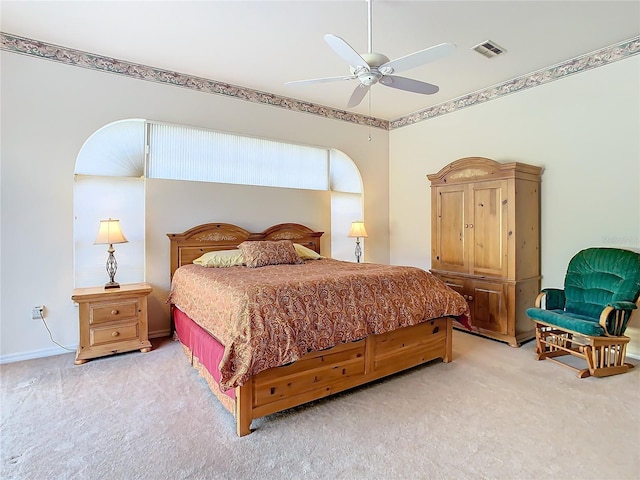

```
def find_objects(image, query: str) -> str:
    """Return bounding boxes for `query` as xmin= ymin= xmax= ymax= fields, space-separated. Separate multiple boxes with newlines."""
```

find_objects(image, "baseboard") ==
xmin=1 ymin=329 xmax=172 ymax=365
xmin=0 ymin=345 xmax=77 ymax=364
xmin=149 ymin=329 xmax=172 ymax=339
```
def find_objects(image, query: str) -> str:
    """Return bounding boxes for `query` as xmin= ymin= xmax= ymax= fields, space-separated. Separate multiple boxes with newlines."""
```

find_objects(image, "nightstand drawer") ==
xmin=90 ymin=322 xmax=139 ymax=346
xmin=90 ymin=299 xmax=139 ymax=325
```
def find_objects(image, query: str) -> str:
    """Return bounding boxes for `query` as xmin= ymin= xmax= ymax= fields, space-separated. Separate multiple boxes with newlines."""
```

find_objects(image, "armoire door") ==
xmin=468 ymin=279 xmax=508 ymax=335
xmin=432 ymin=184 xmax=468 ymax=274
xmin=469 ymin=180 xmax=509 ymax=278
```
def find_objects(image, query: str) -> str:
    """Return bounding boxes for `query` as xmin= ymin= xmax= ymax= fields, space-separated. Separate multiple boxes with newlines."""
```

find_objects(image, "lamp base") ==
xmin=104 ymin=246 xmax=120 ymax=289
xmin=354 ymin=238 xmax=362 ymax=263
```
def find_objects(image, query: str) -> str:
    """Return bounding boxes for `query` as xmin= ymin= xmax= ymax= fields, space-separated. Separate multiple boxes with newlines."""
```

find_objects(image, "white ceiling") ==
xmin=2 ymin=1 xmax=639 ymax=120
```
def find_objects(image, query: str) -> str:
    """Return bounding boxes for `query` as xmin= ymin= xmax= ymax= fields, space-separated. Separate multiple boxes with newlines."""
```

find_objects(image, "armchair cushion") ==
xmin=528 ymin=247 xmax=640 ymax=337
xmin=541 ymin=288 xmax=566 ymax=310
xmin=564 ymin=247 xmax=640 ymax=320
xmin=526 ymin=308 xmax=605 ymax=336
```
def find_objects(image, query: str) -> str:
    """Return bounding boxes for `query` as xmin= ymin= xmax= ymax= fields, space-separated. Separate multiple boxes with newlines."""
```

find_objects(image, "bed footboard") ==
xmin=235 ymin=316 xmax=452 ymax=436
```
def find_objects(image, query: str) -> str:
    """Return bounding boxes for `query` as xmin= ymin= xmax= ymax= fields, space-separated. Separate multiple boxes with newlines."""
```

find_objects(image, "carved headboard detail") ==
xmin=167 ymin=222 xmax=324 ymax=278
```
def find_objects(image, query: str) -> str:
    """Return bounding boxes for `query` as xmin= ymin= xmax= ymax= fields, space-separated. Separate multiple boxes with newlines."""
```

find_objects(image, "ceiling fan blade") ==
xmin=285 ymin=75 xmax=356 ymax=86
xmin=380 ymin=43 xmax=456 ymax=74
xmin=347 ymin=83 xmax=370 ymax=108
xmin=324 ymin=34 xmax=369 ymax=70
xmin=379 ymin=75 xmax=439 ymax=95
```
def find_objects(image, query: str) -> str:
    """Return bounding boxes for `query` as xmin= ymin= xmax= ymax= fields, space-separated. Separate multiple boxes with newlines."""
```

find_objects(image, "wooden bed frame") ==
xmin=168 ymin=222 xmax=453 ymax=436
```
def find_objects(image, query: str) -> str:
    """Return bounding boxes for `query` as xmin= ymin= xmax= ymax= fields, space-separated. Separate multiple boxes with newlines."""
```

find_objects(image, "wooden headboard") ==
xmin=167 ymin=223 xmax=324 ymax=278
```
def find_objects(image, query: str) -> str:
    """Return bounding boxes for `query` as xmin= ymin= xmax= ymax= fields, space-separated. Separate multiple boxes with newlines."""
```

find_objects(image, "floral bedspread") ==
xmin=168 ymin=259 xmax=469 ymax=389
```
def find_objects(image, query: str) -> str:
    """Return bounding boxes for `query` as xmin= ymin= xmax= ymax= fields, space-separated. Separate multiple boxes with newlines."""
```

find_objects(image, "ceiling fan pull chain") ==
xmin=368 ymin=89 xmax=372 ymax=142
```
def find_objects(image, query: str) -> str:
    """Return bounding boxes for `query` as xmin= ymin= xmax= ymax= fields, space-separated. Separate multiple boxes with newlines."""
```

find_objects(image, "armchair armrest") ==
xmin=598 ymin=302 xmax=637 ymax=336
xmin=535 ymin=288 xmax=566 ymax=310
xmin=607 ymin=301 xmax=638 ymax=311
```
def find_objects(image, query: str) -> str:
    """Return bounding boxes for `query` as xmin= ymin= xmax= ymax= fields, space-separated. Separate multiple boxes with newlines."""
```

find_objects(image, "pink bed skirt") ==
xmin=173 ymin=307 xmax=236 ymax=400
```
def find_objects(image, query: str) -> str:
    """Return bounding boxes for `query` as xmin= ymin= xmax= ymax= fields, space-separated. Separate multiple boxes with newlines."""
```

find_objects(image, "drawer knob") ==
xmin=112 ymin=331 xmax=119 ymax=337
xmin=111 ymin=309 xmax=119 ymax=315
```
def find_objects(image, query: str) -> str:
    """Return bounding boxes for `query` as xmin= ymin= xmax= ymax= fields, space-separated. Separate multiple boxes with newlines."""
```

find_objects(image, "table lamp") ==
xmin=94 ymin=219 xmax=128 ymax=289
xmin=348 ymin=221 xmax=368 ymax=263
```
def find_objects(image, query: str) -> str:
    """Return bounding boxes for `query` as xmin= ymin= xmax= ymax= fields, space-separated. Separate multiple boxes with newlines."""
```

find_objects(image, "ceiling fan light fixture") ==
xmin=361 ymin=52 xmax=390 ymax=67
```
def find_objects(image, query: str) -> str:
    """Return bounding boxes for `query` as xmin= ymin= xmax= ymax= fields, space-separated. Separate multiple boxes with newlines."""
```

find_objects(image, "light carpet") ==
xmin=1 ymin=330 xmax=638 ymax=480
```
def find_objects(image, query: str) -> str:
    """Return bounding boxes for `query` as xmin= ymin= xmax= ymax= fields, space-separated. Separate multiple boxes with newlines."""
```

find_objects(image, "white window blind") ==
xmin=331 ymin=191 xmax=365 ymax=261
xmin=76 ymin=119 xmax=146 ymax=177
xmin=330 ymin=149 xmax=363 ymax=193
xmin=147 ymin=122 xmax=330 ymax=191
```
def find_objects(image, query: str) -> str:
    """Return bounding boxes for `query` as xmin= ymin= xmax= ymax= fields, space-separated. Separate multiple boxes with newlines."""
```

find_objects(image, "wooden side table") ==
xmin=72 ymin=282 xmax=153 ymax=365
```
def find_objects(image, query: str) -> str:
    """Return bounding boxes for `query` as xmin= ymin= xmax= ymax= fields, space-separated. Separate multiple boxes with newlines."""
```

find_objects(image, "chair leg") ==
xmin=532 ymin=321 xmax=633 ymax=378
xmin=583 ymin=338 xmax=632 ymax=378
xmin=577 ymin=368 xmax=591 ymax=379
xmin=534 ymin=323 xmax=544 ymax=357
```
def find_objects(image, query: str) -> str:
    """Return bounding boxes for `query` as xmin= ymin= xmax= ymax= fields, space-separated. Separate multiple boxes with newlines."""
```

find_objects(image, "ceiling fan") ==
xmin=285 ymin=0 xmax=456 ymax=108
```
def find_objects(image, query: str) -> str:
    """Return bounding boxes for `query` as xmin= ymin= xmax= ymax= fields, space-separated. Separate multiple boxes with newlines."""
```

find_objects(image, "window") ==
xmin=147 ymin=122 xmax=329 ymax=191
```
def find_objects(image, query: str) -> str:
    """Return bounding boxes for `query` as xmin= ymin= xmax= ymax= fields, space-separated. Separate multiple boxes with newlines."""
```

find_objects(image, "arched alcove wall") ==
xmin=74 ymin=119 xmax=365 ymax=288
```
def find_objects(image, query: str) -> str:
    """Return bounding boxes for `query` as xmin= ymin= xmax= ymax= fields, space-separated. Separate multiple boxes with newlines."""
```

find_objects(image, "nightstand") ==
xmin=72 ymin=282 xmax=153 ymax=365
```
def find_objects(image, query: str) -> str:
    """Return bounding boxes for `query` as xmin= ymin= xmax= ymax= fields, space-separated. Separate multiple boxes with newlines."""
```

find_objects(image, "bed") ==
xmin=167 ymin=222 xmax=470 ymax=436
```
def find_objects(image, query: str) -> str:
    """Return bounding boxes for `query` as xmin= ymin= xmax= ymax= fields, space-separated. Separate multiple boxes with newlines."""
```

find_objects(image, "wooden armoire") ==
xmin=427 ymin=157 xmax=543 ymax=347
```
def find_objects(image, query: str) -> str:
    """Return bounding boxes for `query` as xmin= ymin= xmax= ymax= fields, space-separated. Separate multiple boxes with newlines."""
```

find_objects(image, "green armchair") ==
xmin=526 ymin=247 xmax=640 ymax=378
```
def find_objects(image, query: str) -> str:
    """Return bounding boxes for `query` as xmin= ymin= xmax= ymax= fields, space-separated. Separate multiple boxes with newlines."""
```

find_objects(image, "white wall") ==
xmin=145 ymin=179 xmax=331 ymax=335
xmin=0 ymin=51 xmax=389 ymax=361
xmin=389 ymin=56 xmax=640 ymax=355
xmin=3 ymin=47 xmax=638 ymax=362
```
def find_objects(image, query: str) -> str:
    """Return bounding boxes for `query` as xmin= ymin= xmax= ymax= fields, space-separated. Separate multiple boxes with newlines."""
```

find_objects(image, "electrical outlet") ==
xmin=32 ymin=305 xmax=44 ymax=320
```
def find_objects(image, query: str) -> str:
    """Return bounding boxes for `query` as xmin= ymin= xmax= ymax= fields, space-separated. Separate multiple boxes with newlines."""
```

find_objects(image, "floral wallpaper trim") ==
xmin=0 ymin=32 xmax=389 ymax=130
xmin=390 ymin=36 xmax=640 ymax=129
xmin=1 ymin=32 xmax=637 ymax=130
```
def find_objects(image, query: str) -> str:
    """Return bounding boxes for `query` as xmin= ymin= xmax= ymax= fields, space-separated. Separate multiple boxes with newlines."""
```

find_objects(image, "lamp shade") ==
xmin=348 ymin=221 xmax=368 ymax=238
xmin=94 ymin=219 xmax=128 ymax=245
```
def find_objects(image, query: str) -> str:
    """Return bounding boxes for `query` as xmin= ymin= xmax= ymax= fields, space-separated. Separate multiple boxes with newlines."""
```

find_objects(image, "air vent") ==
xmin=472 ymin=40 xmax=506 ymax=58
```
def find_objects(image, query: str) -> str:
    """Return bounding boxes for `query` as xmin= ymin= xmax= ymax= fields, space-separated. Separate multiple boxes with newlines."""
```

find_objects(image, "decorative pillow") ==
xmin=294 ymin=243 xmax=323 ymax=260
xmin=238 ymin=240 xmax=304 ymax=268
xmin=193 ymin=249 xmax=245 ymax=268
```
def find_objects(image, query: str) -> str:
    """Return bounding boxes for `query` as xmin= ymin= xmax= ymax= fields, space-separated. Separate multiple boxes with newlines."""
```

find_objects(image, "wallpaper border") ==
xmin=0 ymin=32 xmax=389 ymax=130
xmin=2 ymin=32 xmax=638 ymax=130
xmin=390 ymin=36 xmax=640 ymax=129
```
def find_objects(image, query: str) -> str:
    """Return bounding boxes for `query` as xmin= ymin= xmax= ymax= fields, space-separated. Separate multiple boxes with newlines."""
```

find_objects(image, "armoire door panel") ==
xmin=433 ymin=186 xmax=467 ymax=273
xmin=470 ymin=281 xmax=507 ymax=335
xmin=470 ymin=181 xmax=508 ymax=277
